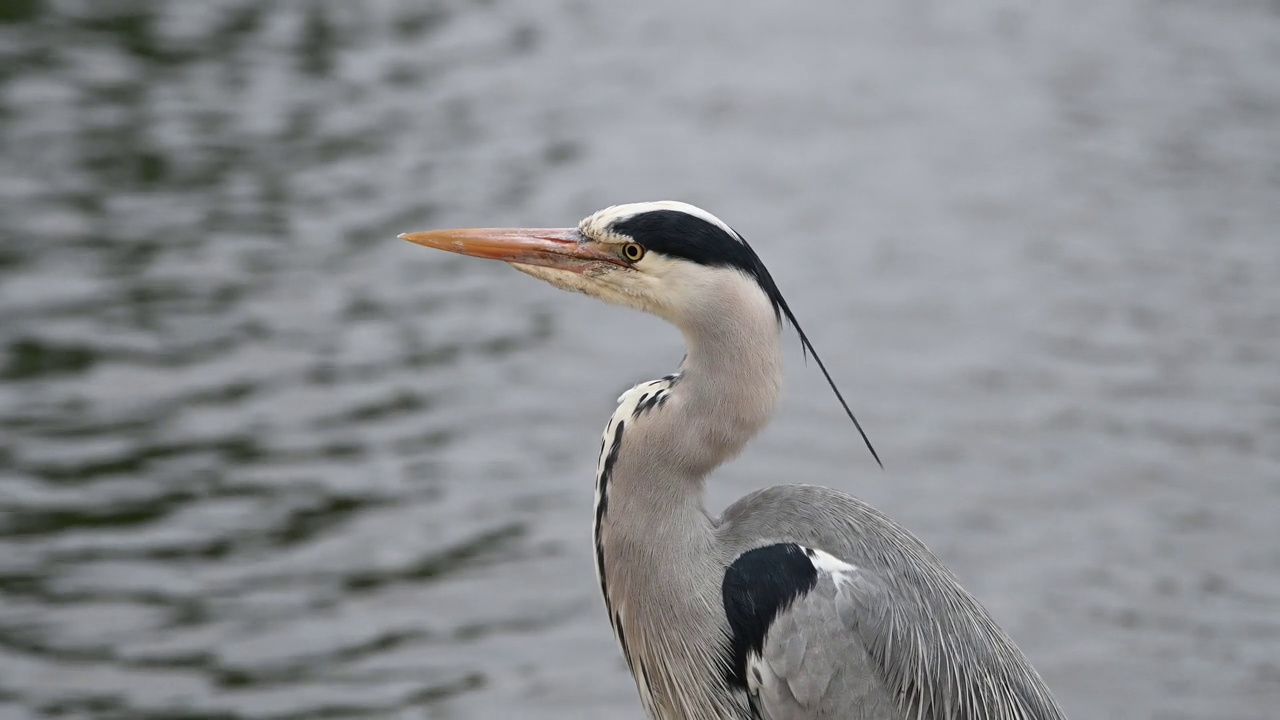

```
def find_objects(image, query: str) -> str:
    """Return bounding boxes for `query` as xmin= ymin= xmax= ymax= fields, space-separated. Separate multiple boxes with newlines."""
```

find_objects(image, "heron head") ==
xmin=400 ymin=200 xmax=881 ymax=465
xmin=399 ymin=201 xmax=782 ymax=326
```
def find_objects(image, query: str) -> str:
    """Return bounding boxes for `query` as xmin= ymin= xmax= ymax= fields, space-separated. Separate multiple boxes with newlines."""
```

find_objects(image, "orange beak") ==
xmin=398 ymin=227 xmax=623 ymax=274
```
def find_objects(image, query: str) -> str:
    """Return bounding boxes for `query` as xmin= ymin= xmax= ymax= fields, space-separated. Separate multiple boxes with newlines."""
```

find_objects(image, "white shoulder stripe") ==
xmin=805 ymin=547 xmax=859 ymax=591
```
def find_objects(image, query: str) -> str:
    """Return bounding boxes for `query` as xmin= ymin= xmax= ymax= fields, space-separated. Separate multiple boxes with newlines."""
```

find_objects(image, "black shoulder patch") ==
xmin=721 ymin=543 xmax=819 ymax=691
xmin=611 ymin=210 xmax=784 ymax=321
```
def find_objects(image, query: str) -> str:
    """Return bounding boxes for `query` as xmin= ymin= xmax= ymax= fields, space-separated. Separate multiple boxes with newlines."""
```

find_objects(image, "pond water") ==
xmin=1 ymin=2 xmax=1278 ymax=718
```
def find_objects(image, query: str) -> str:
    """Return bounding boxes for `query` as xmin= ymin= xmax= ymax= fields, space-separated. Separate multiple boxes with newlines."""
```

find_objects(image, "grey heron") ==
xmin=400 ymin=201 xmax=1067 ymax=720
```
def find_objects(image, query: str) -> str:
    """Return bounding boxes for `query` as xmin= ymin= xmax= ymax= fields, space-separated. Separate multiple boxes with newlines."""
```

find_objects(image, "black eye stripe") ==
xmin=612 ymin=211 xmax=749 ymax=270
xmin=610 ymin=210 xmax=780 ymax=312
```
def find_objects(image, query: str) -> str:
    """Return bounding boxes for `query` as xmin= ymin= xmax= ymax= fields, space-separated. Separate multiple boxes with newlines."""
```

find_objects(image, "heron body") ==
xmin=401 ymin=202 xmax=1067 ymax=720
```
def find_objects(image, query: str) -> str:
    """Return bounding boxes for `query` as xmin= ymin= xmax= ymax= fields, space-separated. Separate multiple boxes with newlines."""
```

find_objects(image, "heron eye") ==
xmin=622 ymin=242 xmax=646 ymax=262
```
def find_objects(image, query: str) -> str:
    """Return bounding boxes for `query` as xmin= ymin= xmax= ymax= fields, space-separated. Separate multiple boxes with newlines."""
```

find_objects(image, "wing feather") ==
xmin=719 ymin=485 xmax=1069 ymax=720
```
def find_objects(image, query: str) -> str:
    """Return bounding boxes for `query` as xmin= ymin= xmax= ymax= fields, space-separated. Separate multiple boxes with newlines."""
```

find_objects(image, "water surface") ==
xmin=1 ymin=2 xmax=1278 ymax=718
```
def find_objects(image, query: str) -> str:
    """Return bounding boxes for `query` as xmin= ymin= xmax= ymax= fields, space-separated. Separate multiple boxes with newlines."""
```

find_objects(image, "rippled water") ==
xmin=1 ymin=2 xmax=1278 ymax=718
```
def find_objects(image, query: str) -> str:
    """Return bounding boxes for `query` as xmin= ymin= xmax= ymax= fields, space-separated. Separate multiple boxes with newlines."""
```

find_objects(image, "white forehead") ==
xmin=579 ymin=201 xmax=740 ymax=243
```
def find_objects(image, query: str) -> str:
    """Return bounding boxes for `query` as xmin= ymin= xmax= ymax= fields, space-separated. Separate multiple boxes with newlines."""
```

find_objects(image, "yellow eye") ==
xmin=622 ymin=242 xmax=646 ymax=262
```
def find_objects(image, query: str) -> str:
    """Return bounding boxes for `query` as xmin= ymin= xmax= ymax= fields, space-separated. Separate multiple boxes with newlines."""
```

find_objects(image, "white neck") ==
xmin=607 ymin=271 xmax=783 ymax=515
xmin=591 ymin=271 xmax=782 ymax=719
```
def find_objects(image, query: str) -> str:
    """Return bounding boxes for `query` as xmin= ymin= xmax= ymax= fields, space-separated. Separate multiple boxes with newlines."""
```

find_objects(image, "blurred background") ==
xmin=1 ymin=1 xmax=1278 ymax=718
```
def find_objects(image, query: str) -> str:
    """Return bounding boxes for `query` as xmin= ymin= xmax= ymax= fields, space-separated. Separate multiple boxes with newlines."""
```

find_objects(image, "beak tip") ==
xmin=396 ymin=233 xmax=409 ymax=240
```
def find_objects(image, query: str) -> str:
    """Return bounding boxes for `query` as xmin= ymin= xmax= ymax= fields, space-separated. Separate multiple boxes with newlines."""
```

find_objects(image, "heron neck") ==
xmin=674 ymin=286 xmax=784 ymax=476
xmin=600 ymin=280 xmax=783 ymax=544
xmin=592 ymin=283 xmax=783 ymax=716
xmin=589 ymin=279 xmax=783 ymax=718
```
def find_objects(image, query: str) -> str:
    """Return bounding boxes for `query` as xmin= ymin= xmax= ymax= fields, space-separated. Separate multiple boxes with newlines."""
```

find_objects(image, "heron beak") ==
xmin=398 ymin=227 xmax=621 ymax=273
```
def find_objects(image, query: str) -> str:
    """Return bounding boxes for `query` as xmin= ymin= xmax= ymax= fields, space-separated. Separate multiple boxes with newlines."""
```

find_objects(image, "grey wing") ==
xmin=745 ymin=551 xmax=900 ymax=720
xmin=720 ymin=486 xmax=1068 ymax=720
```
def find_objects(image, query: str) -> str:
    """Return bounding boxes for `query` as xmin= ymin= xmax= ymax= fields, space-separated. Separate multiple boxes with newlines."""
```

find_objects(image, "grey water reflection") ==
xmin=1 ymin=1 xmax=1278 ymax=719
